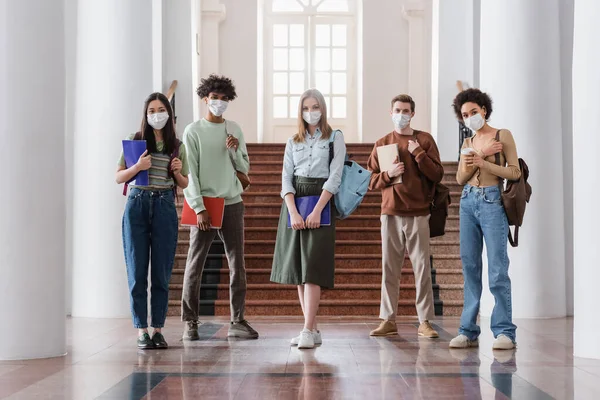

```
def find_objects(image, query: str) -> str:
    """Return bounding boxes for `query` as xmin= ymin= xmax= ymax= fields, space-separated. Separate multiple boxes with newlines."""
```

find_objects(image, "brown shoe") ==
xmin=370 ymin=320 xmax=398 ymax=337
xmin=418 ymin=321 xmax=439 ymax=338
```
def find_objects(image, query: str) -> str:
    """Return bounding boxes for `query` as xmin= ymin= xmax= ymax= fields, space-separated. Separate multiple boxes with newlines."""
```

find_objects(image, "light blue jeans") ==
xmin=458 ymin=184 xmax=516 ymax=343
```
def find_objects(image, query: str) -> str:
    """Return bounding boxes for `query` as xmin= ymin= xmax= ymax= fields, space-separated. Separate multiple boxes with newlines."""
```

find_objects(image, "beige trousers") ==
xmin=379 ymin=215 xmax=435 ymax=323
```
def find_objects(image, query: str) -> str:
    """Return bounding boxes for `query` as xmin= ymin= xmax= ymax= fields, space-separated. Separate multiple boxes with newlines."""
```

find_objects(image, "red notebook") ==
xmin=181 ymin=197 xmax=225 ymax=229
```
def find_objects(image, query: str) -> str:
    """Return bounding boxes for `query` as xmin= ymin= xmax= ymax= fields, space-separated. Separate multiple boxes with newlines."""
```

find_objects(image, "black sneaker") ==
xmin=152 ymin=332 xmax=168 ymax=349
xmin=183 ymin=321 xmax=200 ymax=341
xmin=228 ymin=320 xmax=259 ymax=339
xmin=137 ymin=333 xmax=155 ymax=350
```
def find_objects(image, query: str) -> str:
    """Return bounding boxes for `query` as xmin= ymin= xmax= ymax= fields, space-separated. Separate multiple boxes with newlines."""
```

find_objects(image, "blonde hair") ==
xmin=294 ymin=88 xmax=333 ymax=143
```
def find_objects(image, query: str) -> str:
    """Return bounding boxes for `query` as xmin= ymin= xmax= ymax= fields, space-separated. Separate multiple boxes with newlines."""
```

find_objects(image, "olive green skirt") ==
xmin=270 ymin=177 xmax=336 ymax=289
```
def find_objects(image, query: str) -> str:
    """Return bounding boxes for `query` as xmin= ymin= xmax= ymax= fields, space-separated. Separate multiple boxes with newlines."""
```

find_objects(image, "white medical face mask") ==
xmin=302 ymin=110 xmax=322 ymax=126
xmin=208 ymin=99 xmax=229 ymax=116
xmin=464 ymin=113 xmax=485 ymax=132
xmin=147 ymin=112 xmax=170 ymax=130
xmin=392 ymin=113 xmax=411 ymax=131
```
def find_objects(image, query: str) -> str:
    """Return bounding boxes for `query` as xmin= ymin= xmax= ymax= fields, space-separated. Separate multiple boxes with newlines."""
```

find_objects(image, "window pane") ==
xmin=315 ymin=72 xmax=331 ymax=95
xmin=315 ymin=25 xmax=330 ymax=47
xmin=332 ymin=72 xmax=346 ymax=94
xmin=273 ymin=73 xmax=288 ymax=95
xmin=317 ymin=0 xmax=349 ymax=12
xmin=289 ymin=48 xmax=304 ymax=71
xmin=273 ymin=97 xmax=288 ymax=118
xmin=273 ymin=25 xmax=288 ymax=47
xmin=332 ymin=97 xmax=347 ymax=118
xmin=290 ymin=96 xmax=301 ymax=117
xmin=315 ymin=48 xmax=331 ymax=71
xmin=332 ymin=49 xmax=346 ymax=70
xmin=324 ymin=97 xmax=331 ymax=118
xmin=289 ymin=72 xmax=305 ymax=94
xmin=272 ymin=0 xmax=303 ymax=12
xmin=289 ymin=24 xmax=304 ymax=47
xmin=273 ymin=48 xmax=289 ymax=70
xmin=332 ymin=25 xmax=347 ymax=46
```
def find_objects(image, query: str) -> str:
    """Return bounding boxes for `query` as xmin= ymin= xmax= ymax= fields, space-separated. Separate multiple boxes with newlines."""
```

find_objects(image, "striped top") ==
xmin=118 ymin=133 xmax=189 ymax=190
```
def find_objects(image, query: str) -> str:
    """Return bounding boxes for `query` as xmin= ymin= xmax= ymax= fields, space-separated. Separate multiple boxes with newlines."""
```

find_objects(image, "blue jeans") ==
xmin=458 ymin=184 xmax=516 ymax=342
xmin=122 ymin=188 xmax=179 ymax=329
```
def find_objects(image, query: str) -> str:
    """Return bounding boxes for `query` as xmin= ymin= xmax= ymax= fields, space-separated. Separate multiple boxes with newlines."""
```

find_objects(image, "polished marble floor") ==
xmin=0 ymin=316 xmax=599 ymax=399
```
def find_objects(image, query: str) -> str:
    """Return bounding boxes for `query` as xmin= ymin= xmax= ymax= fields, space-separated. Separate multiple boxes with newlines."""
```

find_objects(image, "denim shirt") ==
xmin=281 ymin=128 xmax=347 ymax=198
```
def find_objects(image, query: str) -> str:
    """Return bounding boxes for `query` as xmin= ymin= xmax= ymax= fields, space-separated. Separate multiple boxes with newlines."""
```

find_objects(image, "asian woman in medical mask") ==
xmin=116 ymin=92 xmax=189 ymax=350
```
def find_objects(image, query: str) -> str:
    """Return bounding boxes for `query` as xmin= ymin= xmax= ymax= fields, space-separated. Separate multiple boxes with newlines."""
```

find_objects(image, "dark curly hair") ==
xmin=196 ymin=74 xmax=237 ymax=100
xmin=452 ymin=88 xmax=493 ymax=120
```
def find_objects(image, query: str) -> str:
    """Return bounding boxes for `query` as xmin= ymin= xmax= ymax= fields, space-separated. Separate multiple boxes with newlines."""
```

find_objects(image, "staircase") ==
xmin=168 ymin=143 xmax=464 ymax=317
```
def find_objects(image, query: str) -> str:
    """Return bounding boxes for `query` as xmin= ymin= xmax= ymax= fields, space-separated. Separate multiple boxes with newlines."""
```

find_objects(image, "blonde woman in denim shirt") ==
xmin=450 ymin=89 xmax=521 ymax=350
xmin=270 ymin=89 xmax=346 ymax=349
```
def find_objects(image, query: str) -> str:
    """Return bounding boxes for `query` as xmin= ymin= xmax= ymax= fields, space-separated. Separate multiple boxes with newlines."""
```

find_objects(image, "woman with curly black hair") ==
xmin=180 ymin=74 xmax=259 ymax=340
xmin=449 ymin=88 xmax=521 ymax=351
xmin=116 ymin=92 xmax=189 ymax=349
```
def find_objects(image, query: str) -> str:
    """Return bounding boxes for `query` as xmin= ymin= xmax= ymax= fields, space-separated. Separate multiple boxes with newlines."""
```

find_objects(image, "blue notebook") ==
xmin=122 ymin=140 xmax=149 ymax=186
xmin=287 ymin=196 xmax=331 ymax=228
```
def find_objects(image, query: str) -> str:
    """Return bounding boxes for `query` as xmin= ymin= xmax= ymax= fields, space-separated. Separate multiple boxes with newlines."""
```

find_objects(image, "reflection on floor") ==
xmin=0 ymin=316 xmax=598 ymax=399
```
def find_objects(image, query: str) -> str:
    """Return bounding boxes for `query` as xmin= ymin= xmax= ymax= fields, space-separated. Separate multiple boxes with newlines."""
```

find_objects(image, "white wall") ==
xmin=559 ymin=0 xmax=574 ymax=316
xmin=362 ymin=0 xmax=410 ymax=143
xmin=219 ymin=0 xmax=259 ymax=142
xmin=64 ymin=0 xmax=77 ymax=315
xmin=431 ymin=0 xmax=477 ymax=161
xmin=162 ymin=0 xmax=195 ymax=132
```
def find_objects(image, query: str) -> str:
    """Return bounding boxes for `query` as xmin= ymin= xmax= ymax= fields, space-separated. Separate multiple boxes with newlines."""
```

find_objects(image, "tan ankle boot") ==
xmin=418 ymin=321 xmax=439 ymax=338
xmin=369 ymin=320 xmax=398 ymax=336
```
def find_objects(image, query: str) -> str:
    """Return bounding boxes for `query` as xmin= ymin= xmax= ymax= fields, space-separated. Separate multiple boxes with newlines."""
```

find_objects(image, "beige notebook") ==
xmin=376 ymin=144 xmax=402 ymax=184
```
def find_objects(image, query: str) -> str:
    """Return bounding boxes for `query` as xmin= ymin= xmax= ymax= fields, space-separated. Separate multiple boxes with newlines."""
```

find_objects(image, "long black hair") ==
xmin=135 ymin=92 xmax=177 ymax=154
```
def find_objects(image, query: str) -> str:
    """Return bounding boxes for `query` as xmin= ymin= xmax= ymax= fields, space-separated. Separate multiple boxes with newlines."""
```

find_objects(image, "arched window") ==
xmin=262 ymin=0 xmax=359 ymax=142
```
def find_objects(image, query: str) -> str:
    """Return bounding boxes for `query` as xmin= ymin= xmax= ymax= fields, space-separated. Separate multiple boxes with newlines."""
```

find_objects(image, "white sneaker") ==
xmin=297 ymin=329 xmax=315 ymax=349
xmin=492 ymin=334 xmax=516 ymax=350
xmin=449 ymin=334 xmax=479 ymax=349
xmin=290 ymin=330 xmax=322 ymax=346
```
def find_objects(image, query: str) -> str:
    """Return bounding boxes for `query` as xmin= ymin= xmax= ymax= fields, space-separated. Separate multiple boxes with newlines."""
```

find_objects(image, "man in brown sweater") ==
xmin=367 ymin=94 xmax=444 ymax=338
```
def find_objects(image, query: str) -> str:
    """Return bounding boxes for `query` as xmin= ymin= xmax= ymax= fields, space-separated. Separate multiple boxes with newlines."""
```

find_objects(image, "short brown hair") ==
xmin=391 ymin=94 xmax=415 ymax=112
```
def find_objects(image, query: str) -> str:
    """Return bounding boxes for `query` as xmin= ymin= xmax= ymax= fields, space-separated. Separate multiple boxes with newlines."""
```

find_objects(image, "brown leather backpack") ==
xmin=494 ymin=131 xmax=532 ymax=247
xmin=429 ymin=182 xmax=451 ymax=238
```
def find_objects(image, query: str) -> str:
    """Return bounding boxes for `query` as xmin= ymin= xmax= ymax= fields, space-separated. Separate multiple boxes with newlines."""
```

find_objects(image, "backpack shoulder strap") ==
xmin=328 ymin=130 xmax=338 ymax=163
xmin=494 ymin=130 xmax=501 ymax=166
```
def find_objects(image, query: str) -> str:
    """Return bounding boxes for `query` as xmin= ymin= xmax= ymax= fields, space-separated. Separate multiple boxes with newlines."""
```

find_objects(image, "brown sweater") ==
xmin=367 ymin=130 xmax=444 ymax=216
xmin=456 ymin=129 xmax=521 ymax=187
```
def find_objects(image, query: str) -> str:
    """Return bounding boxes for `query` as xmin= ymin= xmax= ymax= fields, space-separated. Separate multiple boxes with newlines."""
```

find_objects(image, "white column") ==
xmin=402 ymin=1 xmax=430 ymax=133
xmin=198 ymin=0 xmax=226 ymax=117
xmin=479 ymin=0 xmax=566 ymax=318
xmin=431 ymin=0 xmax=477 ymax=160
xmin=573 ymin=0 xmax=600 ymax=359
xmin=72 ymin=0 xmax=153 ymax=318
xmin=0 ymin=0 xmax=66 ymax=359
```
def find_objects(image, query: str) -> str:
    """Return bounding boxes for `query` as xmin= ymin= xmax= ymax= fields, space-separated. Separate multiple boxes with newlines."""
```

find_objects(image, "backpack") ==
xmin=328 ymin=130 xmax=372 ymax=219
xmin=494 ymin=130 xmax=532 ymax=247
xmin=122 ymin=132 xmax=182 ymax=197
xmin=429 ymin=182 xmax=451 ymax=238
xmin=411 ymin=131 xmax=451 ymax=238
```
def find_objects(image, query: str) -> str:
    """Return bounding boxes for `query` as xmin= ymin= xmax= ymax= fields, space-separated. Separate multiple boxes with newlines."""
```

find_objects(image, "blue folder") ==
xmin=122 ymin=140 xmax=149 ymax=186
xmin=287 ymin=195 xmax=331 ymax=228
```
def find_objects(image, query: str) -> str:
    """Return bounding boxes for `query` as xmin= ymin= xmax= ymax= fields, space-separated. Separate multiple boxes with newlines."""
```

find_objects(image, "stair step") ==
xmin=172 ymin=253 xmax=462 ymax=270
xmin=175 ymin=239 xmax=461 ymax=255
xmin=169 ymin=268 xmax=465 ymax=285
xmin=167 ymin=283 xmax=464 ymax=301
xmin=239 ymin=214 xmax=461 ymax=229
xmin=167 ymin=299 xmax=464 ymax=316
xmin=213 ymin=180 xmax=464 ymax=193
xmin=176 ymin=202 xmax=460 ymax=217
